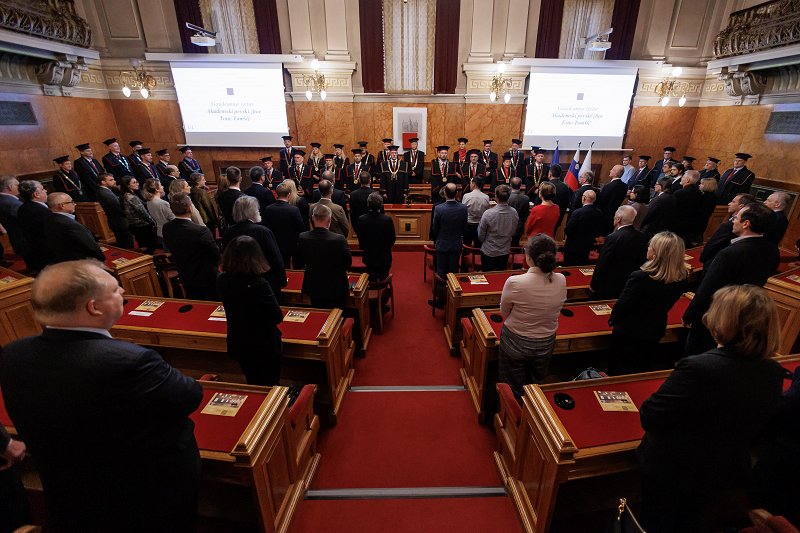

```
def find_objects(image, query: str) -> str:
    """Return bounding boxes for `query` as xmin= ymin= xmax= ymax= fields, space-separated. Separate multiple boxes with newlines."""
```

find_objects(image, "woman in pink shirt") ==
xmin=498 ymin=234 xmax=567 ymax=396
xmin=524 ymin=181 xmax=560 ymax=238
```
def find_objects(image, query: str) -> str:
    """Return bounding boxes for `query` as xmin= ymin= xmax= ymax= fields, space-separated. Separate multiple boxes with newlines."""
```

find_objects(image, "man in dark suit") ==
xmin=263 ymin=182 xmax=306 ymax=269
xmin=378 ymin=145 xmax=409 ymax=204
xmin=432 ymin=183 xmax=468 ymax=281
xmin=17 ymin=180 xmax=51 ymax=271
xmin=668 ymin=162 xmax=685 ymax=192
xmin=310 ymin=179 xmax=349 ymax=237
xmin=0 ymin=422 xmax=29 ymax=533
xmin=177 ymin=146 xmax=202 ymax=181
xmin=460 ymin=149 xmax=486 ymax=189
xmin=297 ymin=203 xmax=352 ymax=309
xmin=127 ymin=140 xmax=143 ymax=169
xmin=217 ymin=167 xmax=245 ymax=228
xmin=671 ymin=170 xmax=704 ymax=246
xmin=628 ymin=155 xmax=653 ymax=192
xmin=698 ymin=156 xmax=721 ymax=182
xmin=570 ymin=170 xmax=598 ymax=212
xmin=507 ymin=177 xmax=530 ymax=245
xmin=547 ymin=165 xmax=573 ymax=232
xmin=155 ymin=149 xmax=173 ymax=189
xmin=717 ymin=153 xmax=756 ymax=204
xmin=490 ymin=154 xmax=517 ymax=189
xmin=346 ymin=149 xmax=369 ymax=191
xmin=132 ymin=148 xmax=159 ymax=185
xmin=431 ymin=146 xmax=460 ymax=204
xmin=763 ymin=191 xmax=790 ymax=245
xmin=590 ymin=205 xmax=647 ymax=299
xmin=523 ymin=148 xmax=549 ymax=202
xmin=698 ymin=193 xmax=755 ymax=269
xmin=480 ymin=140 xmax=498 ymax=178
xmin=44 ymin=192 xmax=106 ymax=264
xmin=596 ymin=164 xmax=629 ymax=234
xmin=72 ymin=142 xmax=103 ymax=200
xmin=243 ymin=166 xmax=275 ymax=216
xmin=403 ymin=138 xmax=425 ymax=184
xmin=651 ymin=146 xmax=676 ymax=179
xmin=0 ymin=260 xmax=202 ymax=532
xmin=564 ymin=189 xmax=605 ymax=266
xmin=52 ymin=155 xmax=89 ymax=202
xmin=641 ymin=177 xmax=678 ymax=241
xmin=683 ymin=202 xmax=779 ymax=356
xmin=95 ymin=172 xmax=134 ymax=249
xmin=357 ymin=141 xmax=376 ymax=174
xmin=0 ymin=176 xmax=30 ymax=266
xmin=289 ymin=150 xmax=313 ymax=196
xmin=278 ymin=135 xmax=296 ymax=177
xmin=357 ymin=192 xmax=396 ymax=281
xmin=508 ymin=139 xmax=524 ymax=175
xmin=349 ymin=172 xmax=375 ymax=233
xmin=162 ymin=194 xmax=221 ymax=301
xmin=261 ymin=156 xmax=283 ymax=192
xmin=101 ymin=138 xmax=134 ymax=180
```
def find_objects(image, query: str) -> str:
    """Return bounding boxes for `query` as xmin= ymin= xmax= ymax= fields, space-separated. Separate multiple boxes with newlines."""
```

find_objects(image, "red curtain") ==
xmin=534 ymin=0 xmax=564 ymax=58
xmin=172 ymin=0 xmax=207 ymax=54
xmin=434 ymin=0 xmax=461 ymax=94
xmin=253 ymin=0 xmax=282 ymax=54
xmin=359 ymin=0 xmax=385 ymax=93
xmin=605 ymin=0 xmax=641 ymax=60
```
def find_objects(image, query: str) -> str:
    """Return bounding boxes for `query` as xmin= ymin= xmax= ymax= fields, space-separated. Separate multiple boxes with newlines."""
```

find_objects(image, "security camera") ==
xmin=583 ymin=28 xmax=613 ymax=52
xmin=186 ymin=22 xmax=217 ymax=47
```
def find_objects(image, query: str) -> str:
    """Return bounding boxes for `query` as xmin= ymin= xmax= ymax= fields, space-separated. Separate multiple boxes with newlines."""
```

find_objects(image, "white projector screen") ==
xmin=522 ymin=66 xmax=638 ymax=150
xmin=170 ymin=62 xmax=289 ymax=147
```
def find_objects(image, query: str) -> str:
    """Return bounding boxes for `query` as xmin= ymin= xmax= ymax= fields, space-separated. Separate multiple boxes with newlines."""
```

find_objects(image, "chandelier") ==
xmin=302 ymin=59 xmax=328 ymax=101
xmin=489 ymin=62 xmax=512 ymax=103
xmin=654 ymin=67 xmax=687 ymax=107
xmin=121 ymin=59 xmax=156 ymax=99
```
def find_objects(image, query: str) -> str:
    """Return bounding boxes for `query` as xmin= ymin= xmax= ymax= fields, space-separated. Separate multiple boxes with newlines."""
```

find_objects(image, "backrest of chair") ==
xmin=494 ymin=382 xmax=523 ymax=481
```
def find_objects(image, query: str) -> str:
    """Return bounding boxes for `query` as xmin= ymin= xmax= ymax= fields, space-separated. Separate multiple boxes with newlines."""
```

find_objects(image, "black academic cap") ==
xmin=437 ymin=145 xmax=450 ymax=151
xmin=178 ymin=146 xmax=191 ymax=153
xmin=388 ymin=145 xmax=399 ymax=151
xmin=512 ymin=138 xmax=522 ymax=145
xmin=457 ymin=137 xmax=468 ymax=143
xmin=382 ymin=138 xmax=392 ymax=143
xmin=282 ymin=135 xmax=293 ymax=140
xmin=53 ymin=155 xmax=70 ymax=164
xmin=137 ymin=148 xmax=151 ymax=155
xmin=129 ymin=140 xmax=143 ymax=147
xmin=75 ymin=143 xmax=91 ymax=151
xmin=324 ymin=153 xmax=334 ymax=159
xmin=358 ymin=141 xmax=369 ymax=146
xmin=534 ymin=149 xmax=545 ymax=155
xmin=333 ymin=143 xmax=344 ymax=149
xmin=502 ymin=154 xmax=513 ymax=161
xmin=294 ymin=149 xmax=306 ymax=156
xmin=707 ymin=156 xmax=720 ymax=164
xmin=682 ymin=156 xmax=695 ymax=162
xmin=482 ymin=139 xmax=493 ymax=145
xmin=663 ymin=146 xmax=676 ymax=152
xmin=156 ymin=149 xmax=168 ymax=156
xmin=531 ymin=146 xmax=541 ymax=151
xmin=260 ymin=156 xmax=272 ymax=162
xmin=409 ymin=137 xmax=419 ymax=143
xmin=467 ymin=149 xmax=481 ymax=156
xmin=638 ymin=155 xmax=651 ymax=161
xmin=103 ymin=138 xmax=117 ymax=146
xmin=735 ymin=152 xmax=752 ymax=160
xmin=310 ymin=142 xmax=321 ymax=148
xmin=351 ymin=148 xmax=363 ymax=154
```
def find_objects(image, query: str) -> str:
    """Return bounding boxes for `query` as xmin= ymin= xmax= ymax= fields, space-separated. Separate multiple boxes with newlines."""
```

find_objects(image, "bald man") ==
xmin=0 ymin=260 xmax=202 ymax=531
xmin=764 ymin=191 xmax=790 ymax=245
xmin=590 ymin=205 xmax=647 ymax=299
xmin=596 ymin=164 xmax=629 ymax=233
xmin=43 ymin=192 xmax=105 ymax=264
xmin=563 ymin=189 xmax=605 ymax=266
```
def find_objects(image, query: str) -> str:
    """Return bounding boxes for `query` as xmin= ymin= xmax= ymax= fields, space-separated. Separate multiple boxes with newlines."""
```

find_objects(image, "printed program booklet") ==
xmin=283 ymin=310 xmax=310 ymax=323
xmin=594 ymin=391 xmax=638 ymax=412
xmin=200 ymin=392 xmax=247 ymax=417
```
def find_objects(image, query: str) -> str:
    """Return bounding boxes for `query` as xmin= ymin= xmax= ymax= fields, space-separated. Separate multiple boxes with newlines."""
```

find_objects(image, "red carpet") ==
xmin=290 ymin=497 xmax=522 ymax=533
xmin=311 ymin=391 xmax=501 ymax=489
xmin=352 ymin=250 xmax=462 ymax=386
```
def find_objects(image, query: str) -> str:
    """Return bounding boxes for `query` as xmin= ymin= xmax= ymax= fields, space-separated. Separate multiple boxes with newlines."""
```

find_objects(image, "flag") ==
xmin=579 ymin=143 xmax=593 ymax=184
xmin=565 ymin=147 xmax=580 ymax=191
xmin=551 ymin=141 xmax=560 ymax=168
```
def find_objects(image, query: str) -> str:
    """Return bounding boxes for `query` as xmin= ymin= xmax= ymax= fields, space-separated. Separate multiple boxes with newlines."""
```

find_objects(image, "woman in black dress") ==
xmin=216 ymin=235 xmax=284 ymax=386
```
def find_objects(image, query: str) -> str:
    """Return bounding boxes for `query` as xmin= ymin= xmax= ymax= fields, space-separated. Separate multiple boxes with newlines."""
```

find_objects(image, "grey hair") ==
xmin=233 ymin=195 xmax=261 ymax=223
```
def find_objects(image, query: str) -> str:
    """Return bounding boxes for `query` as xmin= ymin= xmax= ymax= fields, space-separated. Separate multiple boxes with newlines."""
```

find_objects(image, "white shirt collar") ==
xmin=730 ymin=234 xmax=761 ymax=244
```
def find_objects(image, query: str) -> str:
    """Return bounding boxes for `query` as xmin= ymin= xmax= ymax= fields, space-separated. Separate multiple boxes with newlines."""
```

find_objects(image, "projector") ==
xmin=191 ymin=34 xmax=215 ymax=47
xmin=587 ymin=40 xmax=612 ymax=52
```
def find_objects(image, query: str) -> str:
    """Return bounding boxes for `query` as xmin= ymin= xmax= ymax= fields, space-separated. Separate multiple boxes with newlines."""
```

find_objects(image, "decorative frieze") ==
xmin=714 ymin=0 xmax=800 ymax=59
xmin=0 ymin=0 xmax=91 ymax=48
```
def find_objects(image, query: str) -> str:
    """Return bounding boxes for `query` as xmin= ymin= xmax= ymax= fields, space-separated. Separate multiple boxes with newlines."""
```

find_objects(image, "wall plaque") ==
xmin=0 ymin=101 xmax=37 ymax=125
xmin=765 ymin=111 xmax=800 ymax=135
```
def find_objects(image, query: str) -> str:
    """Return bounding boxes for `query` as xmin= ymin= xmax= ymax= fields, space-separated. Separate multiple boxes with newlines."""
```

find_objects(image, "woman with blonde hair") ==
xmin=638 ymin=284 xmax=784 ymax=533
xmin=607 ymin=231 xmax=689 ymax=374
xmin=282 ymin=178 xmax=310 ymax=228
xmin=141 ymin=178 xmax=174 ymax=241
xmin=168 ymin=178 xmax=204 ymax=225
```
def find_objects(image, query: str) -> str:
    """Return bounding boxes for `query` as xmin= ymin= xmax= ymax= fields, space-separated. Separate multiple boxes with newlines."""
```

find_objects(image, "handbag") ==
xmin=574 ymin=367 xmax=607 ymax=381
xmin=610 ymin=498 xmax=646 ymax=533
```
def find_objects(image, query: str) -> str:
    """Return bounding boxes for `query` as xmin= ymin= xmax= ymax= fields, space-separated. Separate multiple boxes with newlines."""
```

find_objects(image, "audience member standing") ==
xmin=640 ymin=177 xmax=677 ymax=241
xmin=162 ymin=194 xmax=221 ymax=301
xmin=563 ymin=189 xmax=604 ymax=266
xmin=524 ymin=182 xmax=560 ymax=238
xmin=17 ymin=180 xmax=51 ymax=272
xmin=763 ymin=191 xmax=790 ymax=245
xmin=683 ymin=202 xmax=779 ymax=355
xmin=216 ymin=167 xmax=245 ymax=229
xmin=72 ymin=143 xmax=102 ymax=200
xmin=357 ymin=192 xmax=396 ymax=281
xmin=217 ymin=236 xmax=284 ymax=386
xmin=639 ymin=285 xmax=784 ymax=533
xmin=0 ymin=260 xmax=202 ymax=531
xmin=349 ymin=172 xmax=374 ymax=231
xmin=142 ymin=178 xmax=174 ymax=242
xmin=607 ymin=232 xmax=689 ymax=374
xmin=431 ymin=183 xmax=468 ymax=280
xmin=244 ymin=166 xmax=276 ymax=216
xmin=590 ymin=205 xmax=647 ymax=299
xmin=627 ymin=184 xmax=649 ymax=231
xmin=263 ymin=182 xmax=306 ymax=269
xmin=0 ymin=422 xmax=29 ymax=533
xmin=95 ymin=172 xmax=135 ymax=249
xmin=507 ymin=177 xmax=530 ymax=246
xmin=462 ymin=177 xmax=490 ymax=248
xmin=310 ymin=180 xmax=350 ymax=238
xmin=671 ymin=170 xmax=703 ymax=246
xmin=168 ymin=179 xmax=204 ymax=226
xmin=547 ymin=165 xmax=573 ymax=232
xmin=696 ymin=177 xmax=719 ymax=243
xmin=699 ymin=193 xmax=755 ymax=270
xmin=570 ymin=170 xmax=598 ymax=213
xmin=596 ymin=164 xmax=628 ymax=233
xmin=298 ymin=204 xmax=352 ymax=309
xmin=478 ymin=185 xmax=519 ymax=271
xmin=44 ymin=193 xmax=105 ymax=264
xmin=119 ymin=176 xmax=157 ymax=254
xmin=498 ymin=235 xmax=567 ymax=396
xmin=188 ymin=172 xmax=220 ymax=235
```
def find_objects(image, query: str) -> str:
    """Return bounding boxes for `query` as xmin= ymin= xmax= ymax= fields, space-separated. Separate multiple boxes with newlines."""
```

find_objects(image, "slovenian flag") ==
xmin=565 ymin=147 xmax=580 ymax=191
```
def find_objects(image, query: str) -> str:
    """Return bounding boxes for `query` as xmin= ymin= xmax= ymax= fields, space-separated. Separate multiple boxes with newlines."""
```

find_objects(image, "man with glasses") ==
xmin=17 ymin=180 xmax=51 ymax=272
xmin=44 ymin=192 xmax=105 ymax=264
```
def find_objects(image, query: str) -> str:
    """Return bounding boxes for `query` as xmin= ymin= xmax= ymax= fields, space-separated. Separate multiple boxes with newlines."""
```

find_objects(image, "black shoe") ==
xmin=427 ymin=299 xmax=444 ymax=309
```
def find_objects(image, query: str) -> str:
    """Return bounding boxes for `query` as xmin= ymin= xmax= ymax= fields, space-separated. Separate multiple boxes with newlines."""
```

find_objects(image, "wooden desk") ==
xmin=384 ymin=203 xmax=432 ymax=245
xmin=102 ymin=245 xmax=161 ymax=297
xmin=110 ymin=297 xmax=354 ymax=424
xmin=407 ymin=184 xmax=432 ymax=202
xmin=0 ymin=268 xmax=39 ymax=345
xmin=1 ymin=381 xmax=320 ymax=533
xmin=443 ymin=267 xmax=595 ymax=352
xmin=766 ymin=266 xmax=800 ymax=355
xmin=75 ymin=202 xmax=115 ymax=243
xmin=460 ymin=296 xmax=692 ymax=422
xmin=282 ymin=271 xmax=371 ymax=353
xmin=684 ymin=245 xmax=795 ymax=283
xmin=497 ymin=354 xmax=800 ymax=533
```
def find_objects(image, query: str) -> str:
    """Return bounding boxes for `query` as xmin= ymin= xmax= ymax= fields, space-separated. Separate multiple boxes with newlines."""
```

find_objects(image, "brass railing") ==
xmin=714 ymin=0 xmax=800 ymax=58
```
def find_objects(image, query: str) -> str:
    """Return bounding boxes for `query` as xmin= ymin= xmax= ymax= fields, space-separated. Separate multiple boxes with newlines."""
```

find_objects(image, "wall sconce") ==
xmin=302 ymin=59 xmax=328 ymax=101
xmin=654 ymin=66 xmax=687 ymax=107
xmin=489 ymin=62 xmax=512 ymax=103
xmin=121 ymin=59 xmax=156 ymax=99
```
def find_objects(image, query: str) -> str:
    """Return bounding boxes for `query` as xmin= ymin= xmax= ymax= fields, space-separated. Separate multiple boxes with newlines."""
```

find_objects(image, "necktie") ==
xmin=440 ymin=162 xmax=445 ymax=177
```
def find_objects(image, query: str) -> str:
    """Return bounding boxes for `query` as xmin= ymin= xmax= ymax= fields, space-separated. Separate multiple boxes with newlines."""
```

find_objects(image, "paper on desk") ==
xmin=468 ymin=274 xmax=488 ymax=285
xmin=0 ymin=275 xmax=17 ymax=284
xmin=134 ymin=300 xmax=164 ymax=313
xmin=594 ymin=391 xmax=638 ymax=412
xmin=787 ymin=274 xmax=800 ymax=283
xmin=112 ymin=258 xmax=130 ymax=266
xmin=589 ymin=304 xmax=612 ymax=316
xmin=128 ymin=311 xmax=152 ymax=317
xmin=200 ymin=392 xmax=247 ymax=417
xmin=578 ymin=268 xmax=594 ymax=276
xmin=283 ymin=310 xmax=310 ymax=323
